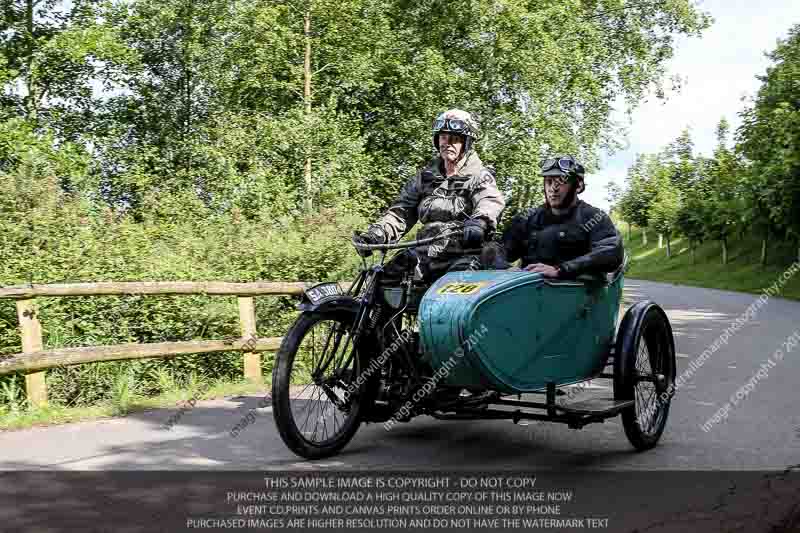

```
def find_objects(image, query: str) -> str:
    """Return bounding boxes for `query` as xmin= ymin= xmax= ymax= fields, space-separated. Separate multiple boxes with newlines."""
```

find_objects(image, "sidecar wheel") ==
xmin=614 ymin=301 xmax=676 ymax=451
xmin=272 ymin=311 xmax=370 ymax=459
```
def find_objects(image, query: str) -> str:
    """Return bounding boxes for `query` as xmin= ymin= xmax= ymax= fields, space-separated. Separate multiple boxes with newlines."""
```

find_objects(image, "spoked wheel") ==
xmin=614 ymin=301 xmax=676 ymax=451
xmin=272 ymin=311 xmax=372 ymax=459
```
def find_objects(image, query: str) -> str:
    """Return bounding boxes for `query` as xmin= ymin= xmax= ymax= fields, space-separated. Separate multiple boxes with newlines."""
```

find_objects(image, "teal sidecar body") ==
xmin=418 ymin=270 xmax=623 ymax=394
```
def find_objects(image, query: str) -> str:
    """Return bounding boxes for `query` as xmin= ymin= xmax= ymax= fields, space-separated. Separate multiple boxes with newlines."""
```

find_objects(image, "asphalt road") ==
xmin=1 ymin=278 xmax=798 ymax=472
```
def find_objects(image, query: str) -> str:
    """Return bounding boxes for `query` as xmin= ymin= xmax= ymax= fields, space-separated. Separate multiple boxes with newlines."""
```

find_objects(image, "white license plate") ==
xmin=305 ymin=282 xmax=343 ymax=304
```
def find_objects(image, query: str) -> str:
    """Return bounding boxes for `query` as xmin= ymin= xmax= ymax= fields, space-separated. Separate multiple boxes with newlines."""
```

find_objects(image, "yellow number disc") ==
xmin=437 ymin=282 xmax=487 ymax=295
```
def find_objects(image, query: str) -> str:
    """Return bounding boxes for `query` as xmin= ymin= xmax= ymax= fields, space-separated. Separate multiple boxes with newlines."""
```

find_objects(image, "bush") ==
xmin=0 ymin=142 xmax=367 ymax=408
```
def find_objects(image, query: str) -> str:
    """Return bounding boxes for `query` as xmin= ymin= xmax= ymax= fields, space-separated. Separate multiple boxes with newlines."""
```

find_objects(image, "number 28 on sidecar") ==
xmin=271 ymin=234 xmax=677 ymax=460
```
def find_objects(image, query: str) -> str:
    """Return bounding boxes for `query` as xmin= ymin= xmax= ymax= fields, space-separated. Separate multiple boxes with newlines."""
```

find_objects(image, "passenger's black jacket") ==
xmin=495 ymin=200 xmax=624 ymax=278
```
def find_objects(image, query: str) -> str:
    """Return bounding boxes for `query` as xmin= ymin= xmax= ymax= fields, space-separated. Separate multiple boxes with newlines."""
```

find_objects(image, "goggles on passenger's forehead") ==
xmin=540 ymin=156 xmax=578 ymax=174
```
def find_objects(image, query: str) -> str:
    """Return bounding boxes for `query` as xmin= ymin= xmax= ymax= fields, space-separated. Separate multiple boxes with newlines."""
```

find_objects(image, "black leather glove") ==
xmin=462 ymin=218 xmax=487 ymax=249
xmin=353 ymin=228 xmax=385 ymax=258
xmin=480 ymin=241 xmax=510 ymax=269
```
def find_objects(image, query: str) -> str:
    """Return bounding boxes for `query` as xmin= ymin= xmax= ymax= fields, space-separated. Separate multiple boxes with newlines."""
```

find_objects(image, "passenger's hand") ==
xmin=462 ymin=218 xmax=486 ymax=248
xmin=524 ymin=263 xmax=560 ymax=278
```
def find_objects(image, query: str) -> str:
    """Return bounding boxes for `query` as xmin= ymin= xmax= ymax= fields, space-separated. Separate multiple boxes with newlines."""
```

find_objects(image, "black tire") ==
xmin=272 ymin=311 xmax=372 ymax=459
xmin=614 ymin=301 xmax=676 ymax=451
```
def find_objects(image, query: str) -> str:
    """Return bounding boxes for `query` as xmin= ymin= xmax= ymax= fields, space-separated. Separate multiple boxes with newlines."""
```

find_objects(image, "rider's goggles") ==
xmin=433 ymin=118 xmax=469 ymax=134
xmin=540 ymin=156 xmax=578 ymax=174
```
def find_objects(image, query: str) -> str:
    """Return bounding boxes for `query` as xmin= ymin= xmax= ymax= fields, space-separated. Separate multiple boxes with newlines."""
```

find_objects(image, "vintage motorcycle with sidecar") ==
xmin=271 ymin=232 xmax=676 ymax=459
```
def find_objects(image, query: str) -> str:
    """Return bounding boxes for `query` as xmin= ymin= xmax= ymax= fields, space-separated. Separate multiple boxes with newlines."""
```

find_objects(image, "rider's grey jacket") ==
xmin=368 ymin=151 xmax=505 ymax=257
xmin=497 ymin=200 xmax=624 ymax=278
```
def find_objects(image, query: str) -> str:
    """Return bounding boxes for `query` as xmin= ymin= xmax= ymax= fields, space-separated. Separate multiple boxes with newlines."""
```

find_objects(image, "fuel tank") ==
xmin=418 ymin=270 xmax=623 ymax=393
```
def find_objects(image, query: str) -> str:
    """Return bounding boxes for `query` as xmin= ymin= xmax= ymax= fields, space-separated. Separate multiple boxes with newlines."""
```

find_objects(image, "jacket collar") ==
xmin=543 ymin=199 xmax=583 ymax=223
xmin=429 ymin=150 xmax=483 ymax=179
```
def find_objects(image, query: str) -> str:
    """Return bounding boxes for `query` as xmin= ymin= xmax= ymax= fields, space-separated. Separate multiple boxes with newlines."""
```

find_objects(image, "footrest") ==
xmin=556 ymin=398 xmax=633 ymax=417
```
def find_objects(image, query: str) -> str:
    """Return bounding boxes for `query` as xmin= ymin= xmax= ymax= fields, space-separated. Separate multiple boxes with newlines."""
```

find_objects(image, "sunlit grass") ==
xmin=622 ymin=226 xmax=800 ymax=300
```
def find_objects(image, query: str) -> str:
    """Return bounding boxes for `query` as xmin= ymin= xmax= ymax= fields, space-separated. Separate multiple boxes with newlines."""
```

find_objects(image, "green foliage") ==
xmin=648 ymin=186 xmax=681 ymax=239
xmin=0 ymin=136 xmax=365 ymax=408
xmin=109 ymin=365 xmax=136 ymax=414
xmin=0 ymin=376 xmax=24 ymax=414
xmin=619 ymin=154 xmax=663 ymax=230
xmin=737 ymin=24 xmax=800 ymax=242
xmin=615 ymin=26 xmax=799 ymax=262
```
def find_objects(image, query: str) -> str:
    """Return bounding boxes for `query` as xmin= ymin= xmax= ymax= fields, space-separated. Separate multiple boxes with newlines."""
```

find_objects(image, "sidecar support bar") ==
xmin=430 ymin=408 xmax=609 ymax=429
xmin=429 ymin=376 xmax=634 ymax=429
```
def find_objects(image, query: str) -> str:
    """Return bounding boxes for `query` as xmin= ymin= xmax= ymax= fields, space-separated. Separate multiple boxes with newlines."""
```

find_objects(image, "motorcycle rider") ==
xmin=354 ymin=109 xmax=505 ymax=281
xmin=484 ymin=155 xmax=623 ymax=278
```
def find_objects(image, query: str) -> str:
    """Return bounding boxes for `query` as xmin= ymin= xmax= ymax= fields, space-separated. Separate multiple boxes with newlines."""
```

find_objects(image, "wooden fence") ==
xmin=0 ymin=281 xmax=333 ymax=407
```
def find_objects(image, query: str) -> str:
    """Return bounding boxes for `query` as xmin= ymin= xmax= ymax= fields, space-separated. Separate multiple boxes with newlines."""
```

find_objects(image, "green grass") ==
xmin=0 ymin=378 xmax=268 ymax=431
xmin=620 ymin=225 xmax=800 ymax=300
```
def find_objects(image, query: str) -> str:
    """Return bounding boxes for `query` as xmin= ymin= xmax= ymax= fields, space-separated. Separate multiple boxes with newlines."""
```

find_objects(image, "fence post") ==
xmin=238 ymin=296 xmax=261 ymax=383
xmin=15 ymin=298 xmax=47 ymax=407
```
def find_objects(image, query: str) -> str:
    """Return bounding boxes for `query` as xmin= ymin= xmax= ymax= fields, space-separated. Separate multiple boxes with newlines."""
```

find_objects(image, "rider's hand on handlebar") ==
xmin=353 ymin=229 xmax=385 ymax=258
xmin=462 ymin=218 xmax=486 ymax=248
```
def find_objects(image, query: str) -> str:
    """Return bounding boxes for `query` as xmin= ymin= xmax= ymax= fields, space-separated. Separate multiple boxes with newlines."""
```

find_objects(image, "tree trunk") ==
xmin=690 ymin=241 xmax=695 ymax=265
xmin=521 ymin=182 xmax=533 ymax=211
xmin=658 ymin=233 xmax=663 ymax=249
xmin=627 ymin=222 xmax=631 ymax=241
xmin=25 ymin=0 xmax=37 ymax=122
xmin=183 ymin=3 xmax=194 ymax=174
xmin=760 ymin=232 xmax=768 ymax=266
xmin=665 ymin=235 xmax=671 ymax=258
xmin=721 ymin=237 xmax=728 ymax=265
xmin=303 ymin=10 xmax=313 ymax=213
xmin=642 ymin=229 xmax=648 ymax=246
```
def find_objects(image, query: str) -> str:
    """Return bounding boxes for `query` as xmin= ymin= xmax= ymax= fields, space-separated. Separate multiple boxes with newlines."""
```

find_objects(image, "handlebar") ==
xmin=351 ymin=230 xmax=463 ymax=251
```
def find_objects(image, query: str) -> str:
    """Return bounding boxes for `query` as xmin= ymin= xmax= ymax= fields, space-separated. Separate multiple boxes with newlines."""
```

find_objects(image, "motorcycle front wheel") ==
xmin=272 ymin=310 xmax=372 ymax=459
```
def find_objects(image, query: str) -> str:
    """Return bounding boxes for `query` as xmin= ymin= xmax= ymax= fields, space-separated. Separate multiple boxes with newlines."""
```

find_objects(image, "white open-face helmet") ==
xmin=432 ymin=108 xmax=480 ymax=154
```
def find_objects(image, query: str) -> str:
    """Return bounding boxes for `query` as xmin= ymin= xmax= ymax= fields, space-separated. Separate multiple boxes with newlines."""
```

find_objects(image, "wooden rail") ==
xmin=0 ymin=280 xmax=346 ymax=406
xmin=0 ymin=281 xmax=312 ymax=299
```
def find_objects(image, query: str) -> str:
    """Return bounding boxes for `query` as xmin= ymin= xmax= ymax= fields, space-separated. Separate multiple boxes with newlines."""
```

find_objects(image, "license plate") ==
xmin=305 ymin=282 xmax=343 ymax=304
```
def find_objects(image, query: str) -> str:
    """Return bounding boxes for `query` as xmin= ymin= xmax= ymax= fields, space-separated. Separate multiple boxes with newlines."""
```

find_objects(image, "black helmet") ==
xmin=540 ymin=155 xmax=585 ymax=178
xmin=540 ymin=155 xmax=586 ymax=193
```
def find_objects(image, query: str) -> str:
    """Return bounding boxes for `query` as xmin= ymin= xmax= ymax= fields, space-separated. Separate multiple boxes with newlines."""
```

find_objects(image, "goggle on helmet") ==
xmin=432 ymin=109 xmax=479 ymax=152
xmin=540 ymin=155 xmax=585 ymax=179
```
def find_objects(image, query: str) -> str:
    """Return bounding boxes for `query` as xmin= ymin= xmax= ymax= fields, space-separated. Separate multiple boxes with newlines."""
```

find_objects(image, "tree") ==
xmin=619 ymin=153 xmax=666 ymax=245
xmin=0 ymin=1 xmax=130 ymax=131
xmin=738 ymin=24 xmax=800 ymax=263
xmin=696 ymin=119 xmax=743 ymax=265
xmin=648 ymin=172 xmax=681 ymax=258
xmin=605 ymin=180 xmax=628 ymax=238
xmin=664 ymin=127 xmax=697 ymax=190
xmin=674 ymin=159 xmax=708 ymax=265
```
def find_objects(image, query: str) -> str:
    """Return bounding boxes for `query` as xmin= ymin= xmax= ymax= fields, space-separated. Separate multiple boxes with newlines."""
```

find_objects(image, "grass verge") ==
xmin=620 ymin=224 xmax=800 ymax=300
xmin=0 ymin=378 xmax=268 ymax=431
